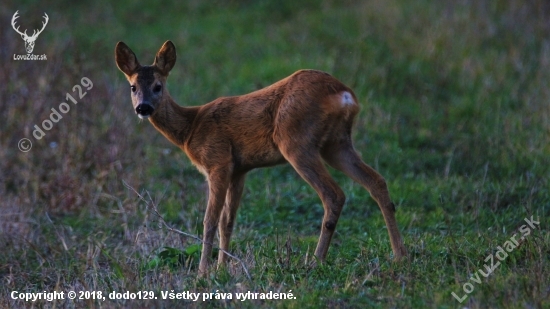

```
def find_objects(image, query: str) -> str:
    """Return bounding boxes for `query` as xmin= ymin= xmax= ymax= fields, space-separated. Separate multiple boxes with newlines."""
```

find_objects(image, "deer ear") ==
xmin=115 ymin=42 xmax=141 ymax=77
xmin=154 ymin=41 xmax=176 ymax=75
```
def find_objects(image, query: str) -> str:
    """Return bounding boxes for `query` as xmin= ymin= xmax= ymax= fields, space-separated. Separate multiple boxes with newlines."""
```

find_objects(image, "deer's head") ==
xmin=115 ymin=41 xmax=176 ymax=119
xmin=11 ymin=11 xmax=48 ymax=54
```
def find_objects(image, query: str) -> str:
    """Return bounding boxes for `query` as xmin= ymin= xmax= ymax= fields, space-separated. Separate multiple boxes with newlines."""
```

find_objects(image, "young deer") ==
xmin=115 ymin=41 xmax=407 ymax=276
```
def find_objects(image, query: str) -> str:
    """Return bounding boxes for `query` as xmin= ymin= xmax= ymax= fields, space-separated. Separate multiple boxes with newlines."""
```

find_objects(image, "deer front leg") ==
xmin=217 ymin=173 xmax=246 ymax=267
xmin=198 ymin=168 xmax=230 ymax=277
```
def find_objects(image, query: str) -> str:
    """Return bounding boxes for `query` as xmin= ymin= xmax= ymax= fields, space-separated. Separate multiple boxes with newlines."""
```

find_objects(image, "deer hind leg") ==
xmin=199 ymin=168 xmax=231 ymax=277
xmin=322 ymin=143 xmax=407 ymax=260
xmin=217 ymin=173 xmax=246 ymax=267
xmin=281 ymin=147 xmax=346 ymax=263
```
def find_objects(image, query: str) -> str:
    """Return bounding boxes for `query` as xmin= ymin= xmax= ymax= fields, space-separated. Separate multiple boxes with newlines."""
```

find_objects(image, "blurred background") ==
xmin=1 ymin=0 xmax=549 ymax=308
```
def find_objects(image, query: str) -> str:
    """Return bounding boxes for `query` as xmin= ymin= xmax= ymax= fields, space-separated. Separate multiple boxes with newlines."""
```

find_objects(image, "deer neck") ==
xmin=149 ymin=95 xmax=197 ymax=147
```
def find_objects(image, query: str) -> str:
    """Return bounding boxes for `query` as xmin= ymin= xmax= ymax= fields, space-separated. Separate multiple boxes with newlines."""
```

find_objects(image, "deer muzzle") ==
xmin=135 ymin=103 xmax=154 ymax=119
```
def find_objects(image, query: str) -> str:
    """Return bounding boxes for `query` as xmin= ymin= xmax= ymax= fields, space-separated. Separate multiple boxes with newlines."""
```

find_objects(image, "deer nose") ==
xmin=135 ymin=103 xmax=154 ymax=117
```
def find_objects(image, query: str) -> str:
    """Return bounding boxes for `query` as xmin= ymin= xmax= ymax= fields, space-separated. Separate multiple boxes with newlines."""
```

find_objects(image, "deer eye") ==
xmin=130 ymin=85 xmax=136 ymax=92
xmin=153 ymin=85 xmax=162 ymax=93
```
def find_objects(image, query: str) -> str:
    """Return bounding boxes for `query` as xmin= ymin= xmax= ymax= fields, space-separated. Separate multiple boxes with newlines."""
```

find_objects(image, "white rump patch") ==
xmin=341 ymin=91 xmax=355 ymax=105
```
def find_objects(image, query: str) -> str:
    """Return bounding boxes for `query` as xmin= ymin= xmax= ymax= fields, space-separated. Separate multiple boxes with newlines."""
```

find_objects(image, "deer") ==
xmin=11 ymin=10 xmax=49 ymax=54
xmin=115 ymin=40 xmax=407 ymax=276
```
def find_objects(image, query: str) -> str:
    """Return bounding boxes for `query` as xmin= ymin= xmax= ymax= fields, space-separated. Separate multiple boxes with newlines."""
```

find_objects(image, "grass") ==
xmin=1 ymin=0 xmax=549 ymax=308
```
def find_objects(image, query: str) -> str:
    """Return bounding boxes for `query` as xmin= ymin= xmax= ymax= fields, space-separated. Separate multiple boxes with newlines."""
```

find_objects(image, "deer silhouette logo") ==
xmin=11 ymin=11 xmax=48 ymax=54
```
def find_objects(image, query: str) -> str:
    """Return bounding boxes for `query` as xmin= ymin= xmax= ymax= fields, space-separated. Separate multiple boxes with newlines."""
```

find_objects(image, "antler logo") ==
xmin=11 ymin=10 xmax=49 ymax=54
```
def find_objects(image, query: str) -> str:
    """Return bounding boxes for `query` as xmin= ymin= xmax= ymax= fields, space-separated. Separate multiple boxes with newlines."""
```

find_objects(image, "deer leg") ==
xmin=217 ymin=173 xmax=246 ymax=266
xmin=282 ymin=149 xmax=346 ymax=263
xmin=322 ymin=144 xmax=407 ymax=260
xmin=199 ymin=168 xmax=231 ymax=277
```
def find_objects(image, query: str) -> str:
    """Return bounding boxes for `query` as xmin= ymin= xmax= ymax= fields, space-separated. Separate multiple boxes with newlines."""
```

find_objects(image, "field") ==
xmin=1 ymin=0 xmax=549 ymax=308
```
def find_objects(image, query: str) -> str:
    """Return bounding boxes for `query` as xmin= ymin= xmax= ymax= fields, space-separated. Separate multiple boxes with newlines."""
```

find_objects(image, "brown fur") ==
xmin=115 ymin=41 xmax=407 ymax=276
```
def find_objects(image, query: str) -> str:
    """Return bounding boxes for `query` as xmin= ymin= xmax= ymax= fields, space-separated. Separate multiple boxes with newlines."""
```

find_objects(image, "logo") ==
xmin=11 ymin=10 xmax=48 ymax=60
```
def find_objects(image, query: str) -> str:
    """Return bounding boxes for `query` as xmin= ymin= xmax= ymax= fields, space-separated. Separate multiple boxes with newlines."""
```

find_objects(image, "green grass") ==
xmin=1 ymin=0 xmax=549 ymax=308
